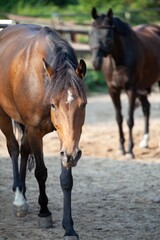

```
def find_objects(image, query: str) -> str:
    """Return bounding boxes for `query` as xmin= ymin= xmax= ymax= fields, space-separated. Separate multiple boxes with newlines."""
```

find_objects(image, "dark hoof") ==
xmin=13 ymin=203 xmax=29 ymax=217
xmin=38 ymin=214 xmax=53 ymax=229
xmin=64 ymin=236 xmax=79 ymax=240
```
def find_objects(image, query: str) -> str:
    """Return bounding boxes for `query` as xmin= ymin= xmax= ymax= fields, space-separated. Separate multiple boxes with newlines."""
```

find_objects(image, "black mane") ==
xmin=43 ymin=27 xmax=87 ymax=100
xmin=113 ymin=17 xmax=132 ymax=36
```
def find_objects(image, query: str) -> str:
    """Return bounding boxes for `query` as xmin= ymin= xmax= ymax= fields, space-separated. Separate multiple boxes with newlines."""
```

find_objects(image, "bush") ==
xmin=84 ymin=69 xmax=108 ymax=93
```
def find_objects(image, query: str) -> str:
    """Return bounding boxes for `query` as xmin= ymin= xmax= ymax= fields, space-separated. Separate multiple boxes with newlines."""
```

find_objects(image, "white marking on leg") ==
xmin=139 ymin=133 xmax=149 ymax=148
xmin=66 ymin=90 xmax=74 ymax=104
xmin=13 ymin=187 xmax=26 ymax=206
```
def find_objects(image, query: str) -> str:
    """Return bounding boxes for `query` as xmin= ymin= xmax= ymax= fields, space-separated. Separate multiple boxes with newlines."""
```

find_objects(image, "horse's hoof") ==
xmin=139 ymin=140 xmax=148 ymax=148
xmin=125 ymin=153 xmax=134 ymax=160
xmin=139 ymin=134 xmax=149 ymax=148
xmin=38 ymin=214 xmax=53 ymax=229
xmin=117 ymin=149 xmax=125 ymax=156
xmin=13 ymin=203 xmax=29 ymax=217
xmin=64 ymin=236 xmax=79 ymax=240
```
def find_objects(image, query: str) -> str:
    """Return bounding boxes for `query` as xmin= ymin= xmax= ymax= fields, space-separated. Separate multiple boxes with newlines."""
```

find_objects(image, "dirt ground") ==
xmin=0 ymin=92 xmax=160 ymax=240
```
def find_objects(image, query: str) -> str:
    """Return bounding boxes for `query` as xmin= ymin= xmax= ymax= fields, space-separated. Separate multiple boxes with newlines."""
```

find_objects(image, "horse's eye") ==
xmin=51 ymin=104 xmax=56 ymax=111
xmin=81 ymin=103 xmax=86 ymax=109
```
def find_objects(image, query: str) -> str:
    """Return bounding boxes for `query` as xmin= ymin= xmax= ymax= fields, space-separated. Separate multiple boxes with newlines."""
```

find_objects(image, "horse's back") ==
xmin=0 ymin=24 xmax=49 ymax=125
xmin=0 ymin=24 xmax=45 ymax=75
xmin=135 ymin=24 xmax=160 ymax=37
xmin=0 ymin=24 xmax=43 ymax=57
xmin=0 ymin=24 xmax=43 ymax=42
xmin=133 ymin=24 xmax=160 ymax=87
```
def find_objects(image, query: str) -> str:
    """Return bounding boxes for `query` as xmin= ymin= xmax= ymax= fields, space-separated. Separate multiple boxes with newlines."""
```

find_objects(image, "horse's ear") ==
xmin=91 ymin=7 xmax=99 ymax=19
xmin=76 ymin=59 xmax=86 ymax=79
xmin=107 ymin=8 xmax=113 ymax=19
xmin=43 ymin=58 xmax=54 ymax=78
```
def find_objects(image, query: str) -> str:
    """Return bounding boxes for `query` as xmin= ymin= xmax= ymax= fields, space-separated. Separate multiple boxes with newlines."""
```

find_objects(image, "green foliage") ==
xmin=1 ymin=0 xmax=159 ymax=25
xmin=85 ymin=69 xmax=107 ymax=93
xmin=77 ymin=0 xmax=105 ymax=11
xmin=0 ymin=0 xmax=159 ymax=92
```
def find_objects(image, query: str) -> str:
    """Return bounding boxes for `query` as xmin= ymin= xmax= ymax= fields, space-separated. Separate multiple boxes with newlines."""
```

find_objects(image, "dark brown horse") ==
xmin=0 ymin=23 xmax=87 ymax=239
xmin=89 ymin=7 xmax=160 ymax=158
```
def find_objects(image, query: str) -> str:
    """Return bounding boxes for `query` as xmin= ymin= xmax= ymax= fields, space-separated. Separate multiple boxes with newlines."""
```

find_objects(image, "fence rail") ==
xmin=3 ymin=13 xmax=90 ymax=54
xmin=2 ymin=9 xmax=159 ymax=55
xmin=0 ymin=19 xmax=13 ymax=29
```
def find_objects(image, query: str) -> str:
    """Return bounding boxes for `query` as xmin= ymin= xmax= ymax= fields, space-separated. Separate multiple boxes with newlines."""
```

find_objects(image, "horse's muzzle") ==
xmin=60 ymin=149 xmax=82 ymax=168
xmin=92 ymin=57 xmax=103 ymax=71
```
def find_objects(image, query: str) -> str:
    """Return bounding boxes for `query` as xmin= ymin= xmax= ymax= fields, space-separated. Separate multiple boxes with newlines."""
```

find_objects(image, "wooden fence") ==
xmin=0 ymin=19 xmax=13 ymax=30
xmin=4 ymin=13 xmax=90 ymax=54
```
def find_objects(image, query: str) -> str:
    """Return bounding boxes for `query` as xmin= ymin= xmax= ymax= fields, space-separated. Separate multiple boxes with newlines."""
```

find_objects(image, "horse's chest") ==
xmin=104 ymin=65 xmax=129 ymax=89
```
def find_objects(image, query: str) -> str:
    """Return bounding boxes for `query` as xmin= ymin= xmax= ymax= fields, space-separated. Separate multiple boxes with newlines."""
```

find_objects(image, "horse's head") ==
xmin=43 ymin=59 xmax=87 ymax=168
xmin=89 ymin=7 xmax=115 ymax=70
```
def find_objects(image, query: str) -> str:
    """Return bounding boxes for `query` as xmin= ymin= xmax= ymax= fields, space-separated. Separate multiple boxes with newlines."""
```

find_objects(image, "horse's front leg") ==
xmin=60 ymin=165 xmax=79 ymax=240
xmin=126 ymin=89 xmax=136 ymax=158
xmin=109 ymin=89 xmax=125 ymax=155
xmin=27 ymin=127 xmax=53 ymax=228
xmin=138 ymin=94 xmax=150 ymax=148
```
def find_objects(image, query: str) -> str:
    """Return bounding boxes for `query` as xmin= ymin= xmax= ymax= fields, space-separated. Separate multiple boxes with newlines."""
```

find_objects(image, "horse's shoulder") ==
xmin=103 ymin=56 xmax=129 ymax=89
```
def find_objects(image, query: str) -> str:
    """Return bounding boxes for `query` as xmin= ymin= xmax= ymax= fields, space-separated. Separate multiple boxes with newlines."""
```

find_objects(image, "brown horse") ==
xmin=89 ymin=7 xmax=160 ymax=158
xmin=0 ymin=23 xmax=87 ymax=239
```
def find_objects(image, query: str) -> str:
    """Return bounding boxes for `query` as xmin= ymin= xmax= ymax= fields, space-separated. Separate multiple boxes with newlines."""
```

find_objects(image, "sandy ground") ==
xmin=0 ymin=92 xmax=160 ymax=240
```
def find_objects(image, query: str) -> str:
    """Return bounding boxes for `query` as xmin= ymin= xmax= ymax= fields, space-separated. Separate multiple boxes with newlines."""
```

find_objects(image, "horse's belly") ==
xmin=0 ymin=97 xmax=45 ymax=127
xmin=0 ymin=99 xmax=23 ymax=123
xmin=138 ymin=70 xmax=160 ymax=89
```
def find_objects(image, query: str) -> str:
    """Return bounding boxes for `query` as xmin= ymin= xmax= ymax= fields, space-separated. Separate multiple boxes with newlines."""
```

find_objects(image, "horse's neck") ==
xmin=112 ymin=18 xmax=137 ymax=66
xmin=112 ymin=32 xmax=136 ymax=67
xmin=112 ymin=35 xmax=124 ymax=65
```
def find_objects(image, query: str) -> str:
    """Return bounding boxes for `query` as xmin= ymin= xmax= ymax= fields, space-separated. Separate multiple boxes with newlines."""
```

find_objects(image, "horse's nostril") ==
xmin=60 ymin=151 xmax=64 ymax=157
xmin=77 ymin=150 xmax=82 ymax=157
xmin=75 ymin=150 xmax=82 ymax=161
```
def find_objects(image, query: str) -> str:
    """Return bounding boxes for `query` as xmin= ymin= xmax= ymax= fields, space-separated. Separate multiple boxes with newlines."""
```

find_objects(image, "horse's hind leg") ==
xmin=138 ymin=94 xmax=150 ymax=148
xmin=0 ymin=109 xmax=19 ymax=189
xmin=0 ymin=108 xmax=28 ymax=217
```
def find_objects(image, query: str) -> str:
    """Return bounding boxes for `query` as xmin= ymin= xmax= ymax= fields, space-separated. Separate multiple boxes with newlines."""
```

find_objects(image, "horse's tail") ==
xmin=12 ymin=121 xmax=35 ymax=171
